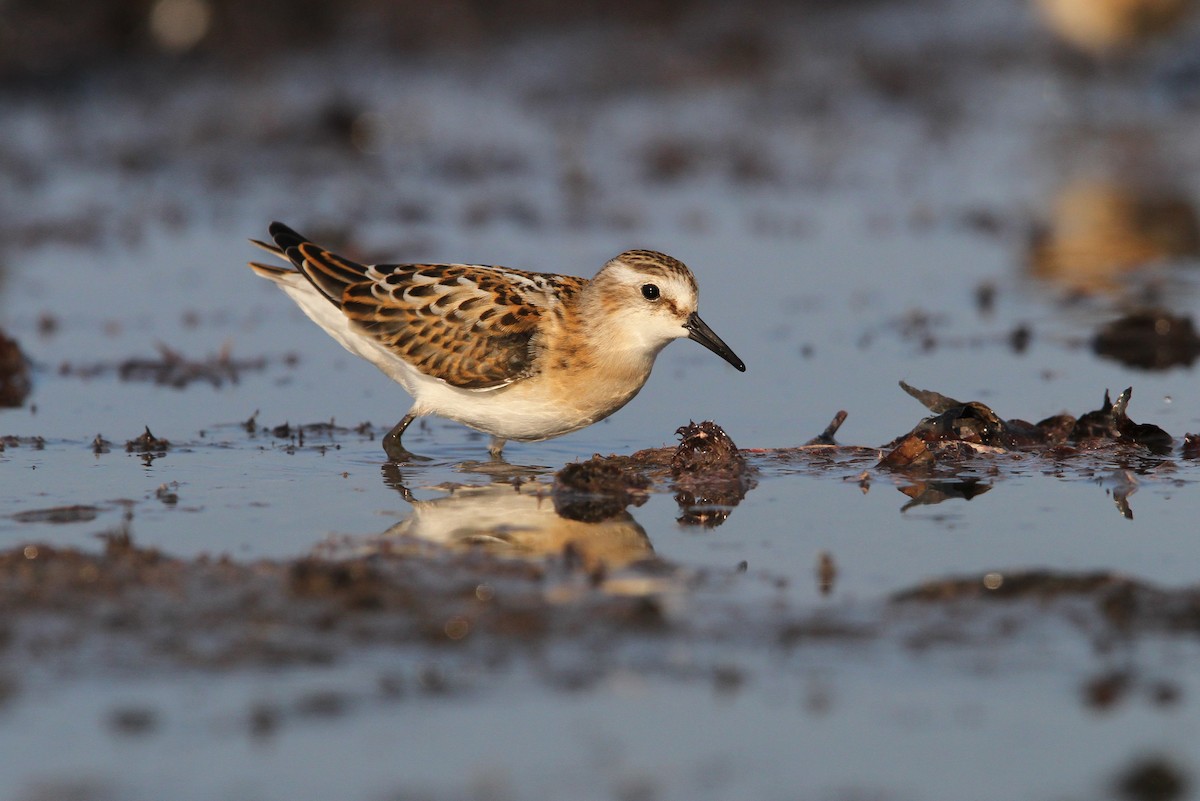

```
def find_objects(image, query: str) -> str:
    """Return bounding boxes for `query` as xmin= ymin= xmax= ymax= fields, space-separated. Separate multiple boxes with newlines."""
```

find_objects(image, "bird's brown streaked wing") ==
xmin=342 ymin=264 xmax=586 ymax=390
xmin=254 ymin=222 xmax=587 ymax=389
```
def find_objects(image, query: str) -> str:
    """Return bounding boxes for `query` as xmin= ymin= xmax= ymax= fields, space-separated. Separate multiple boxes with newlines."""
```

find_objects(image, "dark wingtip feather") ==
xmin=248 ymin=238 xmax=283 ymax=257
xmin=248 ymin=261 xmax=290 ymax=279
xmin=268 ymin=221 xmax=307 ymax=251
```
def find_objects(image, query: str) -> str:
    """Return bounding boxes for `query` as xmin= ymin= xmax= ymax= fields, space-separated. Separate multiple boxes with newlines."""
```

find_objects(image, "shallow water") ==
xmin=4 ymin=1 xmax=1200 ymax=798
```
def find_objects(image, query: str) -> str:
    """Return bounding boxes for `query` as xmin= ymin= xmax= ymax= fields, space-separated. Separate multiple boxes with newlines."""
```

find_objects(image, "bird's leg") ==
xmin=382 ymin=412 xmax=428 ymax=462
xmin=487 ymin=436 xmax=507 ymax=460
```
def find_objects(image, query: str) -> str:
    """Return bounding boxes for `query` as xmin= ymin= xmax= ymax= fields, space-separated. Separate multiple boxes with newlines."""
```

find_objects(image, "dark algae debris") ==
xmin=553 ymin=457 xmax=651 ymax=523
xmin=881 ymin=381 xmax=1174 ymax=468
xmin=554 ymin=421 xmax=756 ymax=527
xmin=670 ymin=421 xmax=755 ymax=527
xmin=0 ymin=328 xmax=32 ymax=407
xmin=126 ymin=426 xmax=171 ymax=454
xmin=1072 ymin=387 xmax=1173 ymax=454
xmin=1115 ymin=757 xmax=1190 ymax=801
xmin=1093 ymin=309 xmax=1200 ymax=370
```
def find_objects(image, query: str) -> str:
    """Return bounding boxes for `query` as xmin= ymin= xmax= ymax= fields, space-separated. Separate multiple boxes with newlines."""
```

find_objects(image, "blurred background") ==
xmin=6 ymin=5 xmax=1200 ymax=800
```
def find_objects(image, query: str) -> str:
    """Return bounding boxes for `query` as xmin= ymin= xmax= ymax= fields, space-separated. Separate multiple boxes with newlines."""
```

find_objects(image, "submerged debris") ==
xmin=109 ymin=707 xmax=159 ymax=736
xmin=61 ymin=343 xmax=267 ymax=389
xmin=1083 ymin=669 xmax=1133 ymax=711
xmin=0 ymin=328 xmax=32 ymax=407
xmin=0 ymin=435 xmax=45 ymax=452
xmin=155 ymin=483 xmax=180 ymax=505
xmin=892 ymin=569 xmax=1136 ymax=603
xmin=1093 ymin=310 xmax=1200 ymax=370
xmin=816 ymin=551 xmax=837 ymax=595
xmin=11 ymin=504 xmax=102 ymax=524
xmin=1114 ymin=756 xmax=1190 ymax=801
xmin=553 ymin=458 xmax=650 ymax=523
xmin=227 ymin=415 xmax=375 ymax=455
xmin=126 ymin=426 xmax=171 ymax=454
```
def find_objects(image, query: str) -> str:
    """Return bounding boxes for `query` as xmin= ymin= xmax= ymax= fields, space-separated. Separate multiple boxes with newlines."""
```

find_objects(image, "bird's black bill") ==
xmin=684 ymin=312 xmax=746 ymax=372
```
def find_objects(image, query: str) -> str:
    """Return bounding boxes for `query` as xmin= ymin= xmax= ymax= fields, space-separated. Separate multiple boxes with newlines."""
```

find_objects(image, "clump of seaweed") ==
xmin=126 ymin=426 xmax=171 ymax=454
xmin=553 ymin=458 xmax=650 ymax=523
xmin=670 ymin=421 xmax=756 ymax=527
xmin=880 ymin=382 xmax=1173 ymax=469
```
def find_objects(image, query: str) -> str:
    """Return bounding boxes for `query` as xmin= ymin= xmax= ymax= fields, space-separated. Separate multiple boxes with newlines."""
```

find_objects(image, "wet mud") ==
xmin=9 ymin=398 xmax=1196 ymax=693
xmin=0 ymin=534 xmax=665 ymax=673
xmin=8 ymin=530 xmax=1200 ymax=741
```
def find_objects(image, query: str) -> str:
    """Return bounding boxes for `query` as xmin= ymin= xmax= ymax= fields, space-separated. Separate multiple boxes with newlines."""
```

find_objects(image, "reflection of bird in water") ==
xmin=1033 ymin=0 xmax=1195 ymax=54
xmin=1027 ymin=179 xmax=1200 ymax=294
xmin=380 ymin=482 xmax=654 ymax=571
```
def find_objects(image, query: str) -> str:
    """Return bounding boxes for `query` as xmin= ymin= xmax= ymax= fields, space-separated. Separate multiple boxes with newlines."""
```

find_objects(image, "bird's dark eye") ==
xmin=641 ymin=284 xmax=660 ymax=301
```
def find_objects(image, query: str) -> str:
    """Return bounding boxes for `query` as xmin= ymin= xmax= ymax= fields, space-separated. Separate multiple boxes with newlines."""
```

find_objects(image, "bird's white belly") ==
xmin=412 ymin=371 xmax=641 ymax=442
xmin=277 ymin=276 xmax=647 ymax=442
